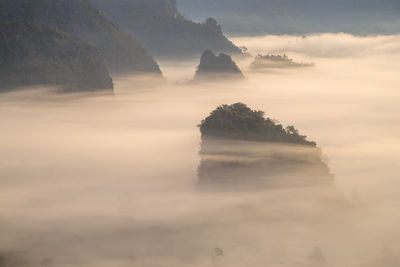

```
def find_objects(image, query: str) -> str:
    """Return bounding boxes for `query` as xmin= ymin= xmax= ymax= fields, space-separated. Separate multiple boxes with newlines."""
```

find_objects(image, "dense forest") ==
xmin=200 ymin=103 xmax=316 ymax=146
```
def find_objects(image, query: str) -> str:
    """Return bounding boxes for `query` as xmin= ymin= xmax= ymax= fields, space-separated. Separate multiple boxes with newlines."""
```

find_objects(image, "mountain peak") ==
xmin=195 ymin=50 xmax=243 ymax=80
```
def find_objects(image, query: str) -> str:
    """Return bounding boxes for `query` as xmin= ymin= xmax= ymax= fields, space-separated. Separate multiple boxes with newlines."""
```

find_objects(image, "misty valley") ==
xmin=1 ymin=1 xmax=400 ymax=267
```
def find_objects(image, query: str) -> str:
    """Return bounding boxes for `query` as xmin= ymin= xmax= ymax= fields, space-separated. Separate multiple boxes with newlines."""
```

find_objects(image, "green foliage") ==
xmin=199 ymin=103 xmax=317 ymax=146
xmin=0 ymin=21 xmax=113 ymax=92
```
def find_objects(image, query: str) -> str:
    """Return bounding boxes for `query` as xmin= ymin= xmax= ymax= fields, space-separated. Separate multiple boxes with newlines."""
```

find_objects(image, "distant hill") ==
xmin=0 ymin=21 xmax=113 ymax=92
xmin=178 ymin=0 xmax=400 ymax=35
xmin=250 ymin=54 xmax=314 ymax=71
xmin=90 ymin=0 xmax=242 ymax=58
xmin=194 ymin=50 xmax=244 ymax=81
xmin=0 ymin=0 xmax=161 ymax=74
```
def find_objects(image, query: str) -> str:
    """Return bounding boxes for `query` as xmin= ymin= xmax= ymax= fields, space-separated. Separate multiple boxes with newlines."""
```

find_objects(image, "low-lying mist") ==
xmin=1 ymin=33 xmax=400 ymax=267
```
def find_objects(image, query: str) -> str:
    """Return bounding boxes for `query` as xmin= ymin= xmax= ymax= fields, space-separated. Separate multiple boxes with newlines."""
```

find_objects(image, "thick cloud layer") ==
xmin=1 ymin=34 xmax=400 ymax=267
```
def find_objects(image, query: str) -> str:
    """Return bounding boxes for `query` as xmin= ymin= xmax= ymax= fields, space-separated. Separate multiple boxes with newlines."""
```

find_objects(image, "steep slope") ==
xmin=0 ymin=21 xmax=113 ymax=92
xmin=90 ymin=0 xmax=242 ymax=57
xmin=0 ymin=0 xmax=161 ymax=74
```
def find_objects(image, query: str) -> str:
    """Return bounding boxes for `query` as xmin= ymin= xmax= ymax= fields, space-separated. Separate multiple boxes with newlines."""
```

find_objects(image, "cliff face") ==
xmin=0 ymin=21 xmax=113 ymax=92
xmin=0 ymin=0 xmax=161 ymax=74
xmin=90 ymin=0 xmax=242 ymax=57
xmin=195 ymin=50 xmax=243 ymax=80
xmin=198 ymin=103 xmax=333 ymax=189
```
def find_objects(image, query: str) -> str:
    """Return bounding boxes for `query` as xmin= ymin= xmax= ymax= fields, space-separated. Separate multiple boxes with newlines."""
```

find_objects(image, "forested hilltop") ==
xmin=90 ymin=0 xmax=241 ymax=57
xmin=198 ymin=103 xmax=333 ymax=188
xmin=0 ymin=0 xmax=161 ymax=74
xmin=0 ymin=21 xmax=113 ymax=92
xmin=200 ymin=103 xmax=316 ymax=146
xmin=178 ymin=0 xmax=400 ymax=35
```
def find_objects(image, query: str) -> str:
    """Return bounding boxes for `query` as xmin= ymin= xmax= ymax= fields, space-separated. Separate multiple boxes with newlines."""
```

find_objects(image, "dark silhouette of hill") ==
xmin=199 ymin=103 xmax=315 ymax=145
xmin=194 ymin=50 xmax=244 ymax=81
xmin=90 ymin=0 xmax=242 ymax=58
xmin=198 ymin=103 xmax=333 ymax=189
xmin=250 ymin=54 xmax=314 ymax=71
xmin=0 ymin=21 xmax=113 ymax=92
xmin=0 ymin=0 xmax=161 ymax=74
xmin=178 ymin=0 xmax=400 ymax=35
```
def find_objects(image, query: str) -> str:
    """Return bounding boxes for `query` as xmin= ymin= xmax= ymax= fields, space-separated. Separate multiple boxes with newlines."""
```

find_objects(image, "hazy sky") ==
xmin=1 ymin=33 xmax=400 ymax=267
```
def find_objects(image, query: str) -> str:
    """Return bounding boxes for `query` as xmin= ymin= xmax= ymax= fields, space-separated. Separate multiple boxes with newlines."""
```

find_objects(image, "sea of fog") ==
xmin=1 ymin=33 xmax=400 ymax=267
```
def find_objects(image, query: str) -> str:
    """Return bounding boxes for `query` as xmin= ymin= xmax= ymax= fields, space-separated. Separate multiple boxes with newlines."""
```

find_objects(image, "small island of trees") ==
xmin=250 ymin=54 xmax=314 ymax=70
xmin=197 ymin=103 xmax=333 ymax=188
xmin=199 ymin=103 xmax=316 ymax=146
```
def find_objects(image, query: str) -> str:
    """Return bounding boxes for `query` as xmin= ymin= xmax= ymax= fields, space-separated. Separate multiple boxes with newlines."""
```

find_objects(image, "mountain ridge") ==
xmin=0 ymin=0 xmax=162 ymax=74
xmin=0 ymin=20 xmax=113 ymax=92
xmin=90 ymin=0 xmax=242 ymax=58
xmin=178 ymin=0 xmax=400 ymax=35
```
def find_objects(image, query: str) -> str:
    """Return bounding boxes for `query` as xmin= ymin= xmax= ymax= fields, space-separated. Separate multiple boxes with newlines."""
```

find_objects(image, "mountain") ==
xmin=90 ymin=0 xmax=242 ymax=58
xmin=0 ymin=0 xmax=161 ymax=74
xmin=0 ymin=21 xmax=113 ymax=92
xmin=198 ymin=103 xmax=333 ymax=188
xmin=194 ymin=50 xmax=244 ymax=81
xmin=178 ymin=0 xmax=400 ymax=35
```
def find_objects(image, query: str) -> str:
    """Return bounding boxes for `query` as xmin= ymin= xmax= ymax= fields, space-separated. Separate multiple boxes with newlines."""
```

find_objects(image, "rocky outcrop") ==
xmin=198 ymin=103 xmax=333 ymax=189
xmin=0 ymin=21 xmax=113 ymax=92
xmin=194 ymin=50 xmax=244 ymax=81
xmin=0 ymin=0 xmax=161 ymax=74
xmin=90 ymin=0 xmax=242 ymax=57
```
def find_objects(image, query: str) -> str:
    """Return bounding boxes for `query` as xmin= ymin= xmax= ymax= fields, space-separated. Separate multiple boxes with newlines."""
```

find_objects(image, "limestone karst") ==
xmin=194 ymin=50 xmax=244 ymax=81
